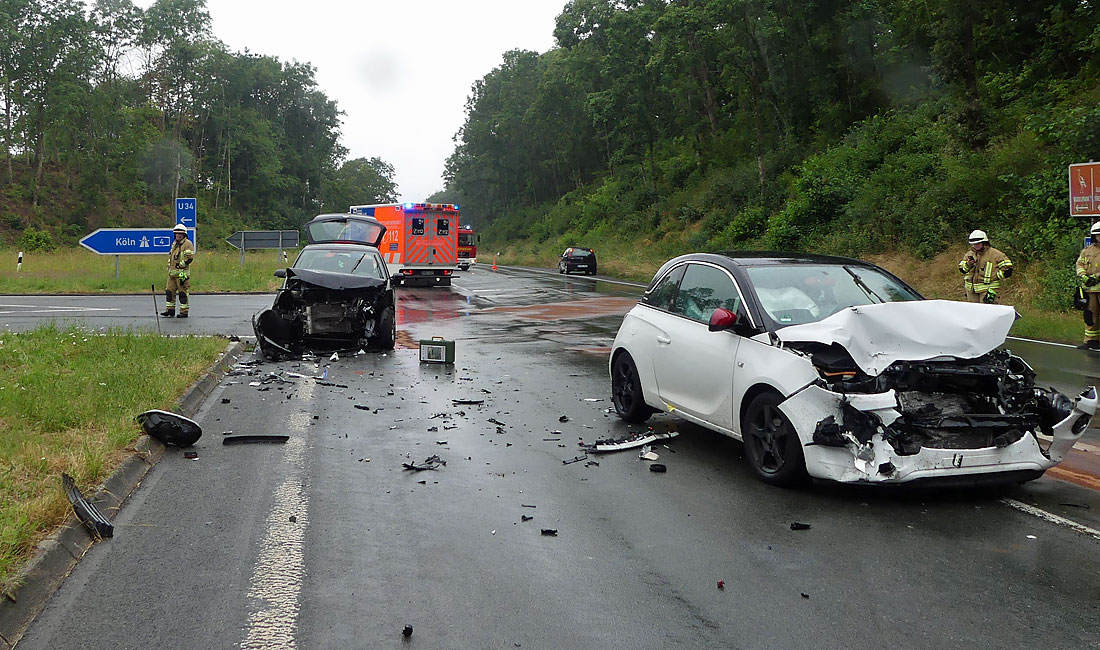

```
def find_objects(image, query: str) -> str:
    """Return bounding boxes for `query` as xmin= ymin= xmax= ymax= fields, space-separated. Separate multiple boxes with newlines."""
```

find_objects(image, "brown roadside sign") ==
xmin=1070 ymin=162 xmax=1100 ymax=217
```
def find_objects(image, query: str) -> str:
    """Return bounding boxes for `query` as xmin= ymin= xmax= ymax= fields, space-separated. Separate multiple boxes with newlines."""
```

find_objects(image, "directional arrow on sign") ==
xmin=80 ymin=228 xmax=194 ymax=255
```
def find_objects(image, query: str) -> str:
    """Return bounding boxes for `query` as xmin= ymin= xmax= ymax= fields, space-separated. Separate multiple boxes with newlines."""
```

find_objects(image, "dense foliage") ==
xmin=444 ymin=0 xmax=1100 ymax=304
xmin=0 ymin=0 xmax=397 ymax=247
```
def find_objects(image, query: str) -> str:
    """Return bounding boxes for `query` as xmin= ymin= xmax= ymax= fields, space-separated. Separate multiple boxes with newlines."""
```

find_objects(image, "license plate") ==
xmin=576 ymin=265 xmax=588 ymax=268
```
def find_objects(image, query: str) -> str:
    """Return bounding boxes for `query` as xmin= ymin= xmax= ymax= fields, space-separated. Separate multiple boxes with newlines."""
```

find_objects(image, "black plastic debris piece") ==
xmin=488 ymin=418 xmax=507 ymax=427
xmin=558 ymin=415 xmax=569 ymax=422
xmin=183 ymin=451 xmax=198 ymax=459
xmin=521 ymin=504 xmax=536 ymax=508
xmin=878 ymin=461 xmax=896 ymax=475
xmin=354 ymin=404 xmax=370 ymax=411
xmin=403 ymin=455 xmax=446 ymax=471
xmin=649 ymin=463 xmax=667 ymax=473
xmin=790 ymin=522 xmax=812 ymax=531
xmin=584 ymin=461 xmax=599 ymax=468
xmin=540 ymin=529 xmax=558 ymax=536
xmin=136 ymin=409 xmax=202 ymax=447
xmin=521 ymin=515 xmax=533 ymax=521
xmin=316 ymin=381 xmax=349 ymax=388
xmin=62 ymin=473 xmax=113 ymax=539
xmin=452 ymin=399 xmax=484 ymax=405
xmin=801 ymin=593 xmax=810 ymax=599
xmin=562 ymin=455 xmax=588 ymax=465
xmin=223 ymin=434 xmax=290 ymax=445
xmin=221 ymin=398 xmax=231 ymax=404
xmin=402 ymin=625 xmax=413 ymax=638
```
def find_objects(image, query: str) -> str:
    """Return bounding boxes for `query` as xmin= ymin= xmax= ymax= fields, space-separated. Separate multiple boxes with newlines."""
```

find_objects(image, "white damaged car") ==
xmin=609 ymin=252 xmax=1097 ymax=487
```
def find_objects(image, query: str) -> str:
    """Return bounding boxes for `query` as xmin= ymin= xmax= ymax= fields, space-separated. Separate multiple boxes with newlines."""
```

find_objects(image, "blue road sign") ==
xmin=176 ymin=198 xmax=197 ymax=228
xmin=79 ymin=228 xmax=195 ymax=255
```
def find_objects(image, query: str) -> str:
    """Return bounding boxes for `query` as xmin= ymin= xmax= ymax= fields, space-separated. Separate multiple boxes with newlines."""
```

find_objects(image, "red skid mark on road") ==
xmin=1046 ymin=448 xmax=1100 ymax=490
xmin=565 ymin=346 xmax=612 ymax=358
xmin=482 ymin=297 xmax=638 ymax=321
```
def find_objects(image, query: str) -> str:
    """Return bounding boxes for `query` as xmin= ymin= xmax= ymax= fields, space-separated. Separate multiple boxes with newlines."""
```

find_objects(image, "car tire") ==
xmin=741 ymin=392 xmax=808 ymax=487
xmin=369 ymin=306 xmax=396 ymax=351
xmin=611 ymin=352 xmax=650 ymax=423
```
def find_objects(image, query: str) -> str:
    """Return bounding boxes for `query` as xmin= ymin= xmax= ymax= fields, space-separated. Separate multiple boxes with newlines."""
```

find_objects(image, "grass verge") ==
xmin=0 ymin=248 xmax=293 ymax=293
xmin=0 ymin=324 xmax=228 ymax=593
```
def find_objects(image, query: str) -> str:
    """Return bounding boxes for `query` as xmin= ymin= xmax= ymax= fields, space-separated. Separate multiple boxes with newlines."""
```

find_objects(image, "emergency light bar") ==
xmin=401 ymin=203 xmax=459 ymax=213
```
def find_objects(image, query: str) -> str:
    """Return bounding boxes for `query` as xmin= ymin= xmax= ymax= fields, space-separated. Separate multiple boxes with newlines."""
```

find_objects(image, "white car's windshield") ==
xmin=293 ymin=249 xmax=384 ymax=279
xmin=746 ymin=264 xmax=920 ymax=326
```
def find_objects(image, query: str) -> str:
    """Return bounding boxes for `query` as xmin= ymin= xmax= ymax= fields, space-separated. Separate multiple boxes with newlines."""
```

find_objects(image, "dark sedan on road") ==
xmin=253 ymin=214 xmax=399 ymax=360
xmin=609 ymin=251 xmax=1097 ymax=487
xmin=558 ymin=247 xmax=597 ymax=275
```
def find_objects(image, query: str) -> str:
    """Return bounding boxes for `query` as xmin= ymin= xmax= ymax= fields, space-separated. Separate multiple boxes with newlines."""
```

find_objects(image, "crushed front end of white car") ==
xmin=775 ymin=301 xmax=1097 ymax=484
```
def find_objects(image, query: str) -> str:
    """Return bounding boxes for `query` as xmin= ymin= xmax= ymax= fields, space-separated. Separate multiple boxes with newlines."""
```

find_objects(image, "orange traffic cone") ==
xmin=492 ymin=254 xmax=498 ymax=271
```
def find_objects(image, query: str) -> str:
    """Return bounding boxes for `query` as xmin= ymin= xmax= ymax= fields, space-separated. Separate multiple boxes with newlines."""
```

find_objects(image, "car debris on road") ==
xmin=222 ymin=435 xmax=290 ymax=445
xmin=135 ymin=409 xmax=202 ymax=447
xmin=403 ymin=455 xmax=446 ymax=471
xmin=581 ymin=430 xmax=679 ymax=453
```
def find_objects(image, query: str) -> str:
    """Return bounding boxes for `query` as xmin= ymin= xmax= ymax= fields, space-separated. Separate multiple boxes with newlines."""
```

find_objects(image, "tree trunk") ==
xmin=32 ymin=106 xmax=44 ymax=207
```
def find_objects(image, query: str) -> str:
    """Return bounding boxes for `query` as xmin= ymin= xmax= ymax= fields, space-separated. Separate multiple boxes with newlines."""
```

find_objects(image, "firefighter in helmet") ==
xmin=162 ymin=223 xmax=195 ymax=318
xmin=1076 ymin=221 xmax=1100 ymax=349
xmin=958 ymin=229 xmax=1013 ymax=303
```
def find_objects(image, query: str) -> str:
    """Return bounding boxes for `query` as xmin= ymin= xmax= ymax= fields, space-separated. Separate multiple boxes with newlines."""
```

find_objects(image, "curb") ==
xmin=0 ymin=340 xmax=247 ymax=649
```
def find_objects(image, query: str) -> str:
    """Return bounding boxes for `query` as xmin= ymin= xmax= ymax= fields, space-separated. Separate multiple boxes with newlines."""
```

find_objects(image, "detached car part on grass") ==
xmin=609 ymin=252 xmax=1097 ymax=487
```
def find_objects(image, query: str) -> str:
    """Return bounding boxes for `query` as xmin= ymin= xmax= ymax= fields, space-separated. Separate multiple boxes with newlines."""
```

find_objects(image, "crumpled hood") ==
xmin=774 ymin=300 xmax=1016 ymax=375
xmin=286 ymin=267 xmax=386 ymax=291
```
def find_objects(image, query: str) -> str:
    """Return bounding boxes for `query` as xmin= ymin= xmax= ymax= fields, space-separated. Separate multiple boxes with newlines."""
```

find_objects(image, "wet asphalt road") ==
xmin=10 ymin=266 xmax=1100 ymax=649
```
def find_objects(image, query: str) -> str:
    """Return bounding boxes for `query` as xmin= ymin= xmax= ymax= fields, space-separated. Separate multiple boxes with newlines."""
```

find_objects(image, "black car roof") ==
xmin=706 ymin=250 xmax=878 ymax=266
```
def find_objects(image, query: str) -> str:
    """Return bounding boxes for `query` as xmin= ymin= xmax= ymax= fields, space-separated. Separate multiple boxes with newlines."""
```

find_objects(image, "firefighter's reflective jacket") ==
xmin=959 ymin=246 xmax=1012 ymax=293
xmin=1076 ymin=244 xmax=1100 ymax=293
xmin=168 ymin=238 xmax=195 ymax=277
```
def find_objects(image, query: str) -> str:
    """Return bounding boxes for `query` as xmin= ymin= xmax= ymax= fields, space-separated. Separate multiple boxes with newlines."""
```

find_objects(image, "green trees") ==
xmin=0 ymin=0 xmax=389 ymax=243
xmin=444 ymin=0 xmax=1100 ymax=268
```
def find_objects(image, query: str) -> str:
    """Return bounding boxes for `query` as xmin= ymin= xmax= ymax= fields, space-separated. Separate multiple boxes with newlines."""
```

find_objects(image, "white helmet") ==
xmin=1090 ymin=221 xmax=1100 ymax=236
xmin=968 ymin=229 xmax=989 ymax=244
xmin=173 ymin=223 xmax=187 ymax=233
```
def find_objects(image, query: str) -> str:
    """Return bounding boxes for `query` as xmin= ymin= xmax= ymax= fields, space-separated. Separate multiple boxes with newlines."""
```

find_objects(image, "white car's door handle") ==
xmin=656 ymin=335 xmax=671 ymax=345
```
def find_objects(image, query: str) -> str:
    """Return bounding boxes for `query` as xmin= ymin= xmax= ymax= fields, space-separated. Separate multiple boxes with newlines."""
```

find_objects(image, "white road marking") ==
xmin=0 ymin=303 xmax=119 ymax=314
xmin=1001 ymin=498 xmax=1100 ymax=542
xmin=240 ymin=380 xmax=314 ymax=649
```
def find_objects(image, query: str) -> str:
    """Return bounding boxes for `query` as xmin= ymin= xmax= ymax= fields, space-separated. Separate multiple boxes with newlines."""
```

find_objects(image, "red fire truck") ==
xmin=457 ymin=225 xmax=477 ymax=270
xmin=349 ymin=202 xmax=459 ymax=286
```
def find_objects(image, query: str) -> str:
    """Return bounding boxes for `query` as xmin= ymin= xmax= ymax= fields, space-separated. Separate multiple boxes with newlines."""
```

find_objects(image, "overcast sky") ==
xmin=142 ymin=0 xmax=567 ymax=203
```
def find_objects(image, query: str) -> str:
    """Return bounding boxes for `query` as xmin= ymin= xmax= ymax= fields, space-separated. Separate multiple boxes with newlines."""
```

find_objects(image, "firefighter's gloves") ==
xmin=178 ymin=270 xmax=190 ymax=281
xmin=983 ymin=291 xmax=996 ymax=304
xmin=1085 ymin=275 xmax=1100 ymax=287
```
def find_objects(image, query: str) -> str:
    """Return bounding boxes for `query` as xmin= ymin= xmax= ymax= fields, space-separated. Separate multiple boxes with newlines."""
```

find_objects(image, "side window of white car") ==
xmin=671 ymin=264 xmax=743 ymax=323
xmin=643 ymin=265 xmax=686 ymax=311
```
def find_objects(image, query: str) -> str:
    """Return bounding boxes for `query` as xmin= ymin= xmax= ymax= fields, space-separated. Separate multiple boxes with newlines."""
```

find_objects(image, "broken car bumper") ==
xmin=779 ymin=385 xmax=1098 ymax=484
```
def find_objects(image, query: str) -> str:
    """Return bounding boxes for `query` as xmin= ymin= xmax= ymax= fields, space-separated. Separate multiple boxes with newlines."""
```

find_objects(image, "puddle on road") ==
xmin=393 ymin=287 xmax=635 ymax=356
